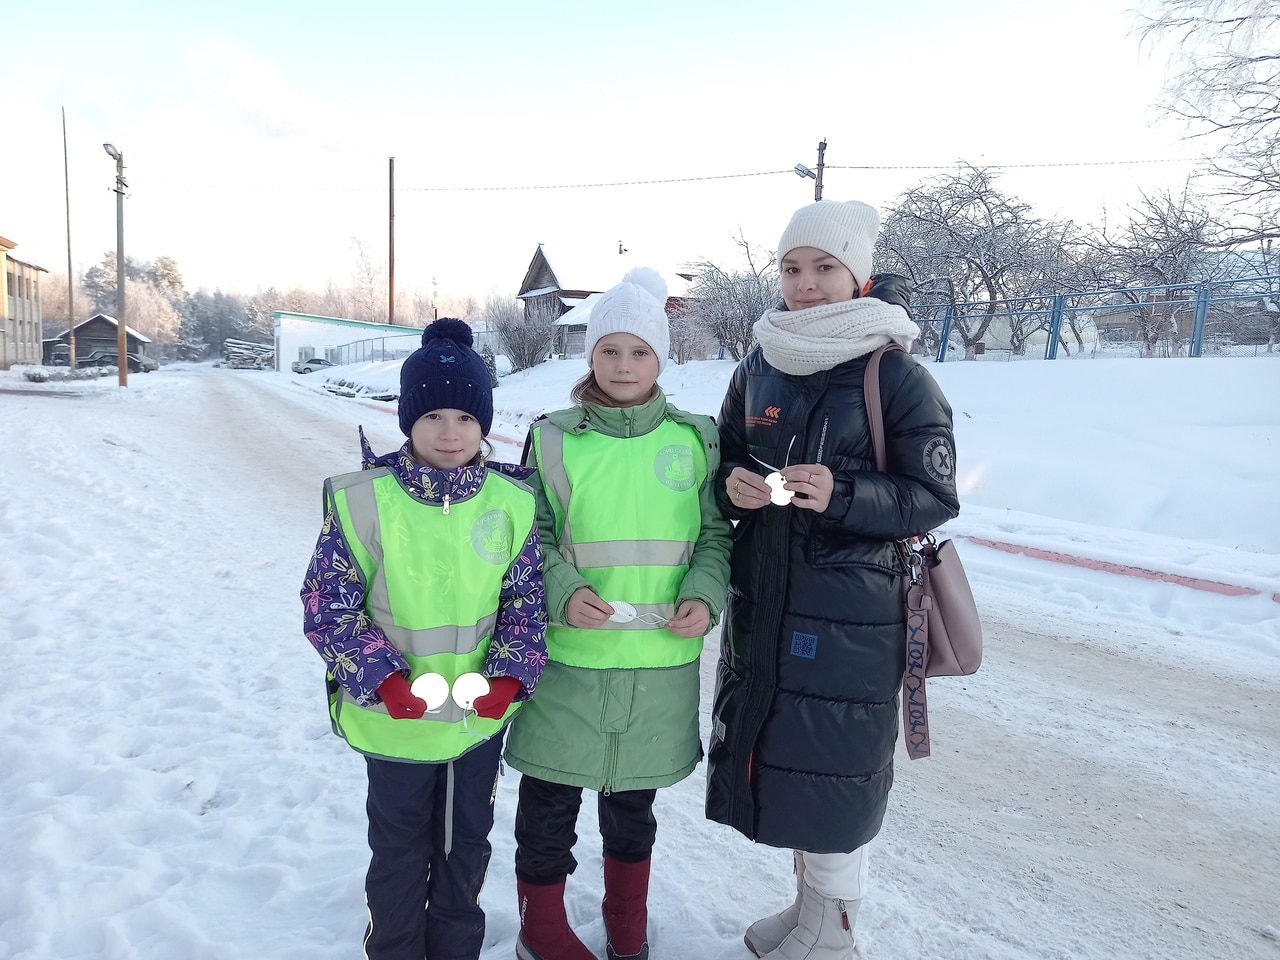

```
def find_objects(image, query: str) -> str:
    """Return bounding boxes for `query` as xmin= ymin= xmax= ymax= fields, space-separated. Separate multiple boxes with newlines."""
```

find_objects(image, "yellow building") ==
xmin=1 ymin=235 xmax=47 ymax=370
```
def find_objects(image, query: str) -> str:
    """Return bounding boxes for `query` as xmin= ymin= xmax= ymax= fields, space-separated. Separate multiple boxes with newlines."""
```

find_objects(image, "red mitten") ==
xmin=377 ymin=672 xmax=427 ymax=719
xmin=472 ymin=676 xmax=522 ymax=719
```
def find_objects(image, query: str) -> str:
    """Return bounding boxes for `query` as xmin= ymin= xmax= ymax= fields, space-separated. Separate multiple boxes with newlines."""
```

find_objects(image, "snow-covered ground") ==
xmin=1 ymin=353 xmax=1277 ymax=960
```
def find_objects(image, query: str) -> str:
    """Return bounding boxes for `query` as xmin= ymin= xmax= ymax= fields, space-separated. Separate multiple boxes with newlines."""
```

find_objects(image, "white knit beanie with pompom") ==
xmin=585 ymin=266 xmax=671 ymax=372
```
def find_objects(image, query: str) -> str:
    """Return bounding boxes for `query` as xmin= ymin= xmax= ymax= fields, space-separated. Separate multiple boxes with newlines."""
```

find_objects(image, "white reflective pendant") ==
xmin=607 ymin=600 xmax=638 ymax=623
xmin=451 ymin=672 xmax=491 ymax=711
xmin=410 ymin=672 xmax=449 ymax=711
xmin=765 ymin=471 xmax=794 ymax=505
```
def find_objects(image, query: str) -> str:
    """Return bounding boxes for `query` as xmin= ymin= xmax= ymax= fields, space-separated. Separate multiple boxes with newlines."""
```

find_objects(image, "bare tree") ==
xmin=485 ymin=294 xmax=553 ymax=371
xmin=1100 ymin=186 xmax=1225 ymax=355
xmin=437 ymin=294 xmax=479 ymax=322
xmin=667 ymin=298 xmax=715 ymax=364
xmin=877 ymin=164 xmax=1076 ymax=358
xmin=683 ymin=234 xmax=778 ymax=361
xmin=350 ymin=238 xmax=386 ymax=323
xmin=40 ymin=272 xmax=88 ymax=333
xmin=1139 ymin=1 xmax=1280 ymax=240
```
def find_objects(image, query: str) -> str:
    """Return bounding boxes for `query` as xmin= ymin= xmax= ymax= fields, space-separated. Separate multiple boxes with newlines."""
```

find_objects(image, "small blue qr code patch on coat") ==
xmin=790 ymin=631 xmax=818 ymax=659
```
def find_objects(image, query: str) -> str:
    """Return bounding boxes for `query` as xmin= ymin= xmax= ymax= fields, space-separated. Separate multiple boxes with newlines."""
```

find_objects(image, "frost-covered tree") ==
xmin=1139 ymin=0 xmax=1280 ymax=240
xmin=82 ymin=251 xmax=144 ymax=314
xmin=182 ymin=290 xmax=251 ymax=358
xmin=39 ymin=272 xmax=89 ymax=332
xmin=245 ymin=287 xmax=322 ymax=340
xmin=486 ymin=294 xmax=554 ymax=372
xmin=480 ymin=343 xmax=500 ymax=386
xmin=146 ymin=255 xmax=187 ymax=305
xmin=124 ymin=278 xmax=182 ymax=349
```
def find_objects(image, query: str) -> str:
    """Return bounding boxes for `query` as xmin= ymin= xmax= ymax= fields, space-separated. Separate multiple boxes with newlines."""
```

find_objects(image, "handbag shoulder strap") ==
xmin=863 ymin=342 xmax=906 ymax=472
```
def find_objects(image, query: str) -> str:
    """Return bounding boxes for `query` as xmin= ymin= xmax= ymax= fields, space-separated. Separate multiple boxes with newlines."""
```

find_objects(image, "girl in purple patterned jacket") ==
xmin=301 ymin=318 xmax=547 ymax=960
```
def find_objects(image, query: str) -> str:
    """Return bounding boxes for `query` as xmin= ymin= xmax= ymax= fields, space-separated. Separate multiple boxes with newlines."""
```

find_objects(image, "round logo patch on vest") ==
xmin=471 ymin=509 xmax=515 ymax=564
xmin=923 ymin=436 xmax=955 ymax=484
xmin=654 ymin=444 xmax=696 ymax=491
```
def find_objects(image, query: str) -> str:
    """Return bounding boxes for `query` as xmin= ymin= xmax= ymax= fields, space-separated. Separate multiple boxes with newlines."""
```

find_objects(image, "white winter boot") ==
xmin=758 ymin=879 xmax=860 ymax=960
xmin=744 ymin=851 xmax=805 ymax=957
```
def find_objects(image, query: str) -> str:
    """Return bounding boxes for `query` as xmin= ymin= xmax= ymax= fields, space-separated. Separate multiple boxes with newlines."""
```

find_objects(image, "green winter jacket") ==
xmin=504 ymin=389 xmax=731 ymax=793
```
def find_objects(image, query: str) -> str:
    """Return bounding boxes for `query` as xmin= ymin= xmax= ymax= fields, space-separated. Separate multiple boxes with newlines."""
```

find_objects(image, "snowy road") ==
xmin=2 ymin=365 xmax=1277 ymax=960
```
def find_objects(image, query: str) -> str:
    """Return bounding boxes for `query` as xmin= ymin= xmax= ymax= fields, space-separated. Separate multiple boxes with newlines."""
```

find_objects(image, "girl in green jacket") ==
xmin=506 ymin=267 xmax=732 ymax=960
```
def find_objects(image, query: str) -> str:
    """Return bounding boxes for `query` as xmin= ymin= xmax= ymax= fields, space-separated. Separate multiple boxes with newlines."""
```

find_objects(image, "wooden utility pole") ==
xmin=63 ymin=107 xmax=77 ymax=366
xmin=388 ymin=157 xmax=395 ymax=325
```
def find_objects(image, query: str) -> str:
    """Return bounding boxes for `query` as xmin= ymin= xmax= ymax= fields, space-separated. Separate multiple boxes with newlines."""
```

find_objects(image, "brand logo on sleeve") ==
xmin=923 ymin=437 xmax=954 ymax=483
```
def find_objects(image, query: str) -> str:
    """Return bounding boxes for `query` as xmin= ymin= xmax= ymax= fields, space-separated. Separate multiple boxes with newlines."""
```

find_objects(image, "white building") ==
xmin=272 ymin=312 xmax=424 ymax=371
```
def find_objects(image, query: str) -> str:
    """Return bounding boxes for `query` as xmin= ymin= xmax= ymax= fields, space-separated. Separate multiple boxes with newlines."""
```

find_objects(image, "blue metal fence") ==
xmin=913 ymin=274 xmax=1280 ymax=361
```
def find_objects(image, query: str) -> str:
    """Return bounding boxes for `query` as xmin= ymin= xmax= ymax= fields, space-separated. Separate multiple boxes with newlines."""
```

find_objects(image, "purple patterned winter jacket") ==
xmin=301 ymin=428 xmax=548 ymax=707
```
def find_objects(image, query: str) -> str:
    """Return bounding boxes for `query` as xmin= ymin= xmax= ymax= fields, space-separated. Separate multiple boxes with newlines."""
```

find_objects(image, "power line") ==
xmin=828 ymin=158 xmax=1202 ymax=172
xmin=151 ymin=157 xmax=1207 ymax=195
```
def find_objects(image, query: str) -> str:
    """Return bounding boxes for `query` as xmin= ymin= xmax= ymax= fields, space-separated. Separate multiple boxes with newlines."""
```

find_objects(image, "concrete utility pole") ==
xmin=103 ymin=142 xmax=127 ymax=387
xmin=814 ymin=138 xmax=826 ymax=201
xmin=794 ymin=139 xmax=827 ymax=202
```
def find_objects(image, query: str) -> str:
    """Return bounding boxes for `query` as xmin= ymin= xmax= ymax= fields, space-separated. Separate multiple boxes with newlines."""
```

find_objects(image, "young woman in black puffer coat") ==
xmin=705 ymin=199 xmax=961 ymax=960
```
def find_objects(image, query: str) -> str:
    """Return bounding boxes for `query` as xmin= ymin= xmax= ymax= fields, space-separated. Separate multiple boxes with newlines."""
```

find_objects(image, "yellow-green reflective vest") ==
xmin=323 ymin=466 xmax=536 ymax=762
xmin=533 ymin=419 xmax=706 ymax=669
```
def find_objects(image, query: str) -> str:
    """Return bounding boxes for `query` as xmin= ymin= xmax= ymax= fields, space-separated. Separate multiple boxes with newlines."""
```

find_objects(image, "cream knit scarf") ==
xmin=753 ymin=298 xmax=920 ymax=375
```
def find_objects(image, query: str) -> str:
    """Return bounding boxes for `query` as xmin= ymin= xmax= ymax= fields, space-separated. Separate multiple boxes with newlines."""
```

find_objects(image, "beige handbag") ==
xmin=864 ymin=344 xmax=982 ymax=759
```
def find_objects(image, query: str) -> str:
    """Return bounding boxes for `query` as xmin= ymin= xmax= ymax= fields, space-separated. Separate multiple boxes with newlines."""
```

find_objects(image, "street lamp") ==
xmin=103 ymin=142 xmax=128 ymax=386
xmin=794 ymin=139 xmax=827 ymax=201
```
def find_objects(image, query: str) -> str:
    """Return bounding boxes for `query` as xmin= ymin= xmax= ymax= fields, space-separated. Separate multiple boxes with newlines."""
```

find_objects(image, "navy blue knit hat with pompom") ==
xmin=397 ymin=318 xmax=494 ymax=436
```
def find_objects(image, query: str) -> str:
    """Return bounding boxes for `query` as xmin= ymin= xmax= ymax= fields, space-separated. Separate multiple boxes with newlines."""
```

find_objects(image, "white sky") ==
xmin=1 ymin=351 xmax=1277 ymax=958
xmin=3 ymin=0 xmax=1206 ymax=302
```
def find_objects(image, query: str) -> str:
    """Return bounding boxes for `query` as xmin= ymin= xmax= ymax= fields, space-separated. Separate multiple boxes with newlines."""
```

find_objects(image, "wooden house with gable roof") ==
xmin=516 ymin=242 xmax=695 ymax=359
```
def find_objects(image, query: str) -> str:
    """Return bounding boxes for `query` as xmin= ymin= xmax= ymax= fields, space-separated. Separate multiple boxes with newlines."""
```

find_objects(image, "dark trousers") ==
xmin=363 ymin=735 xmax=504 ymax=960
xmin=513 ymin=775 xmax=658 ymax=885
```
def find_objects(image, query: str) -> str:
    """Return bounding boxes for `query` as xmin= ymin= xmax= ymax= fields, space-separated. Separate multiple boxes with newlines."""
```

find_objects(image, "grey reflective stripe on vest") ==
xmin=337 ymin=687 xmax=479 ymax=725
xmin=566 ymin=539 xmax=694 ymax=569
xmin=383 ymin=615 xmax=499 ymax=657
xmin=326 ymin=469 xmax=386 ymax=571
xmin=537 ymin=426 xmax=695 ymax=571
xmin=538 ymin=426 xmax=575 ymax=547
xmin=325 ymin=468 xmax=498 ymax=653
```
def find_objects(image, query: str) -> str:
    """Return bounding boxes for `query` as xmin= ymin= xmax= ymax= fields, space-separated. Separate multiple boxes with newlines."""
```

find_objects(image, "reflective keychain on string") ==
xmin=752 ymin=433 xmax=799 ymax=506
xmin=605 ymin=600 xmax=670 ymax=625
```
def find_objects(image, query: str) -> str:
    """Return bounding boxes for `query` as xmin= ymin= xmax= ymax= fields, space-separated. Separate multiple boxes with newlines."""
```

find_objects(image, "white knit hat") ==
xmin=585 ymin=266 xmax=671 ymax=372
xmin=777 ymin=200 xmax=880 ymax=289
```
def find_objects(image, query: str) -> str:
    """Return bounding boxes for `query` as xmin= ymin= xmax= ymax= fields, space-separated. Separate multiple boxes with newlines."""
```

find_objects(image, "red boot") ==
xmin=602 ymin=857 xmax=650 ymax=960
xmin=515 ymin=878 xmax=597 ymax=960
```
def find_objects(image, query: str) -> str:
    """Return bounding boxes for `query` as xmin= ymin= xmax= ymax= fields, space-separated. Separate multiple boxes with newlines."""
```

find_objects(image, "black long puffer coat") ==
xmin=704 ymin=341 xmax=960 ymax=853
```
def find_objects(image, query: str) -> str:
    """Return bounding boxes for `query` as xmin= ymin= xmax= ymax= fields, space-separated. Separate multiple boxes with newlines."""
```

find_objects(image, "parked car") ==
xmin=291 ymin=357 xmax=335 ymax=374
xmin=79 ymin=351 xmax=156 ymax=373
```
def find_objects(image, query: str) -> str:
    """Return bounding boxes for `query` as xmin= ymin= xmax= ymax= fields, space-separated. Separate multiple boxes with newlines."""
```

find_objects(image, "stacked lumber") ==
xmin=224 ymin=339 xmax=275 ymax=369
